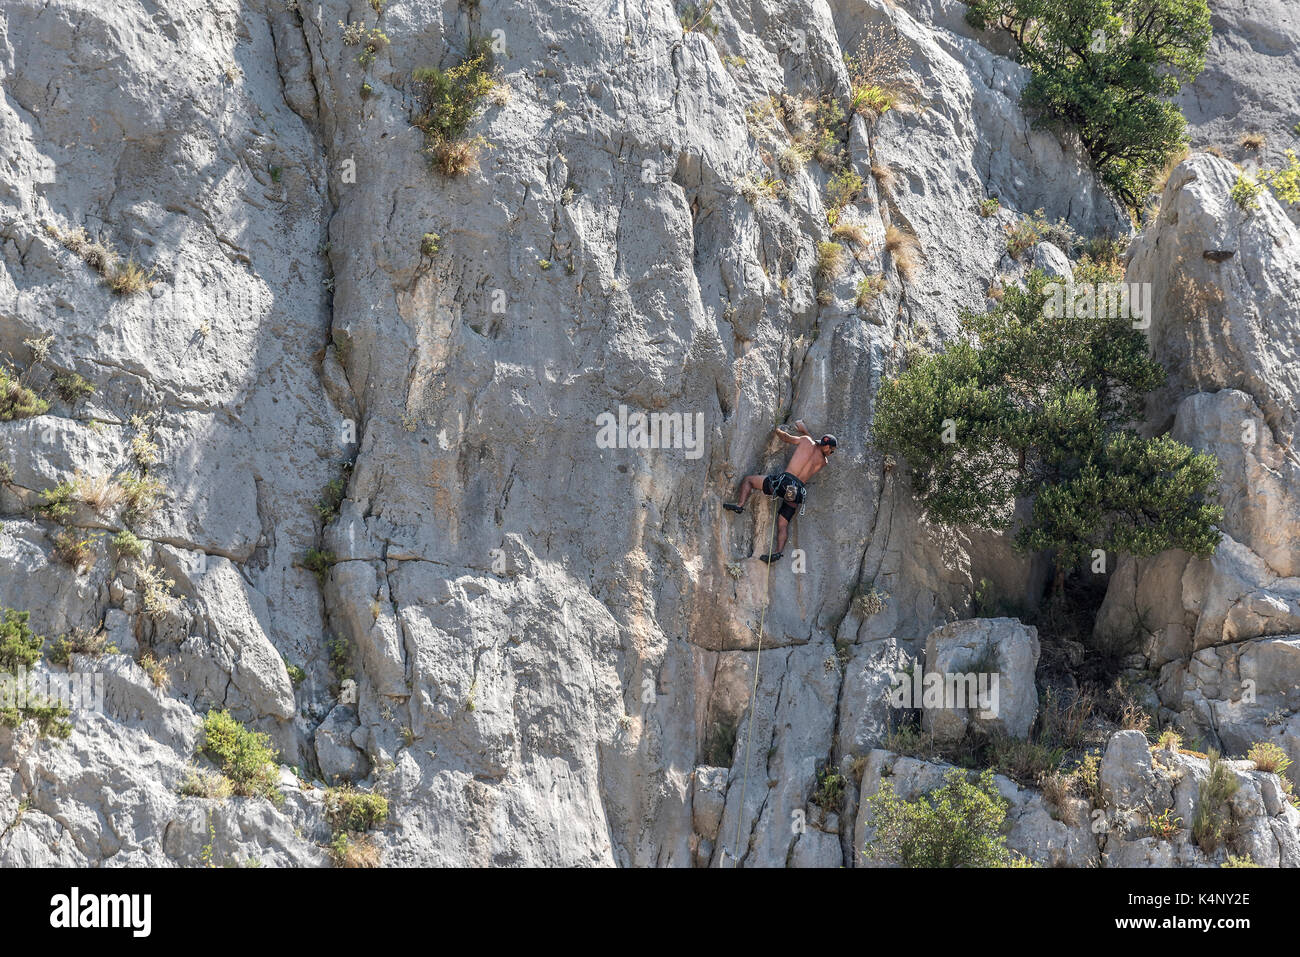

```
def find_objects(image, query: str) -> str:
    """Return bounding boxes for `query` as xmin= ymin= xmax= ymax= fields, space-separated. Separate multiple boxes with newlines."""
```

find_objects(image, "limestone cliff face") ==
xmin=0 ymin=0 xmax=1296 ymax=867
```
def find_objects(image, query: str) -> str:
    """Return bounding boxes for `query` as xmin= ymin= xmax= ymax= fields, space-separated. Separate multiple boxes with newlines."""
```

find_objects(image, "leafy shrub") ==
xmin=316 ymin=470 xmax=348 ymax=524
xmin=0 ymin=609 xmax=70 ymax=737
xmin=48 ymin=627 xmax=111 ymax=666
xmin=873 ymin=269 xmax=1223 ymax=594
xmin=856 ymin=274 xmax=887 ymax=309
xmin=420 ymin=232 xmax=441 ymax=257
xmin=1231 ymin=174 xmax=1264 ymax=211
xmin=810 ymin=98 xmax=847 ymax=168
xmin=52 ymin=529 xmax=96 ymax=571
xmin=355 ymin=28 xmax=389 ymax=67
xmin=52 ymin=371 xmax=95 ymax=404
xmin=304 ymin=548 xmax=336 ymax=585
xmin=0 ymin=608 xmax=44 ymax=672
xmin=979 ymin=197 xmax=1001 ymax=217
xmin=853 ymin=583 xmax=888 ymax=616
xmin=811 ymin=764 xmax=846 ymax=811
xmin=200 ymin=709 xmax=282 ymax=803
xmin=111 ymin=529 xmax=146 ymax=558
xmin=849 ymin=84 xmax=896 ymax=118
xmin=678 ymin=1 xmax=719 ymax=35
xmin=284 ymin=659 xmax=307 ymax=687
xmin=1005 ymin=208 xmax=1077 ymax=259
xmin=326 ymin=785 xmax=390 ymax=831
xmin=128 ymin=415 xmax=160 ymax=469
xmin=1072 ymin=751 xmax=1103 ymax=805
xmin=0 ymin=368 xmax=49 ymax=420
xmin=412 ymin=55 xmax=497 ymax=176
xmin=39 ymin=481 xmax=78 ymax=522
xmin=119 ymin=474 xmax=164 ymax=521
xmin=0 ymin=698 xmax=71 ymax=738
xmin=1258 ymin=148 xmax=1300 ymax=207
xmin=1192 ymin=749 xmax=1240 ymax=853
xmin=863 ymin=767 xmax=1015 ymax=867
xmin=826 ymin=169 xmax=866 ymax=210
xmin=966 ymin=0 xmax=1211 ymax=208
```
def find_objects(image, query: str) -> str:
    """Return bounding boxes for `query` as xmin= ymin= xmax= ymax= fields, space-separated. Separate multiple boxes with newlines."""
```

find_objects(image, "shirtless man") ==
xmin=723 ymin=420 xmax=837 ymax=563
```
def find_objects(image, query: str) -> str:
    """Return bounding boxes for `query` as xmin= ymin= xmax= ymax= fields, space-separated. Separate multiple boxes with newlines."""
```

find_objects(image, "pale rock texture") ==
xmin=0 ymin=0 xmax=1293 ymax=868
xmin=921 ymin=617 xmax=1040 ymax=742
xmin=855 ymin=732 xmax=1300 ymax=868
xmin=1178 ymin=0 xmax=1300 ymax=171
xmin=1094 ymin=152 xmax=1300 ymax=784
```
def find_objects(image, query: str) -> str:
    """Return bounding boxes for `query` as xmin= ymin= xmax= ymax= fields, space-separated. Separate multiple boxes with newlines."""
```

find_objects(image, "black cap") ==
xmin=821 ymin=434 xmax=837 ymax=448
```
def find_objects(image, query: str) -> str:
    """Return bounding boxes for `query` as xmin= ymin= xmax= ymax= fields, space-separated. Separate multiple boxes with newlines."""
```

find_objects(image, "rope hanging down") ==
xmin=731 ymin=501 xmax=778 ymax=865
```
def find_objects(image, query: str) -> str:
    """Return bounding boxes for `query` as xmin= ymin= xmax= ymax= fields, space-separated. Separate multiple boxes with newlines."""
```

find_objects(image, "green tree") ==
xmin=964 ymin=0 xmax=1211 ymax=208
xmin=864 ymin=768 xmax=1015 ymax=867
xmin=0 ymin=607 xmax=71 ymax=738
xmin=874 ymin=271 xmax=1222 ymax=592
xmin=0 ymin=608 xmax=44 ymax=672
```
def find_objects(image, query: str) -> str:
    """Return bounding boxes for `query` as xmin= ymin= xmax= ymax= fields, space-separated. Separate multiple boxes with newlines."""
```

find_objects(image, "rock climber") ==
xmin=723 ymin=419 xmax=836 ymax=564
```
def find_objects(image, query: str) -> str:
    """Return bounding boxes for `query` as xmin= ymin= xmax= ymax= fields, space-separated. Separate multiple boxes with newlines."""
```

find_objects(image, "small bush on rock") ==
xmin=412 ymin=55 xmax=497 ymax=177
xmin=200 ymin=709 xmax=282 ymax=804
xmin=1192 ymin=749 xmax=1240 ymax=854
xmin=326 ymin=785 xmax=390 ymax=831
xmin=864 ymin=767 xmax=1015 ymax=867
xmin=1246 ymin=741 xmax=1291 ymax=777
xmin=0 ymin=368 xmax=49 ymax=421
xmin=0 ymin=608 xmax=71 ymax=737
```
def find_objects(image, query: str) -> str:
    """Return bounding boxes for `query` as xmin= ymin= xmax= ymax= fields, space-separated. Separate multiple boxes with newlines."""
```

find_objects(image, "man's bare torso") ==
xmin=785 ymin=436 xmax=828 ymax=482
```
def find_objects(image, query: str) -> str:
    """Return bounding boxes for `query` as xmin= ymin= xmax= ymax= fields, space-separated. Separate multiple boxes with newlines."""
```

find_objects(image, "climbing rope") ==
xmin=731 ymin=501 xmax=779 ymax=866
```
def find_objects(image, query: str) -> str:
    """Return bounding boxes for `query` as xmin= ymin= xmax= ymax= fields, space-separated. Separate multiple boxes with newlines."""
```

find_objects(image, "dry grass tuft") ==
xmin=831 ymin=222 xmax=871 ymax=247
xmin=884 ymin=224 xmax=921 ymax=279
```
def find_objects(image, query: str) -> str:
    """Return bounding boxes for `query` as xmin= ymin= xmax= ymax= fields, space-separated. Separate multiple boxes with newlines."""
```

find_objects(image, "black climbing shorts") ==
xmin=763 ymin=471 xmax=806 ymax=522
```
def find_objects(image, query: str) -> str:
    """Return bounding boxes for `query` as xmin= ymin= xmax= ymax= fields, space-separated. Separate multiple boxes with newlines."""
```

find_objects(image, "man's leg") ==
xmin=760 ymin=514 xmax=790 ymax=563
xmin=724 ymin=475 xmax=765 ymax=512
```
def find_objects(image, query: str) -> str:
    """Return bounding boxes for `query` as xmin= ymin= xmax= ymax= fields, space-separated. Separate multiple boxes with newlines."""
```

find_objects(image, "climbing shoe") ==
xmin=759 ymin=552 xmax=783 ymax=564
xmin=723 ymin=504 xmax=744 ymax=514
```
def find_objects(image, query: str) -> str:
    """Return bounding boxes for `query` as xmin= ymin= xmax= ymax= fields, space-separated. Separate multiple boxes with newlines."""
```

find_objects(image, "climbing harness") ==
xmin=731 ymin=501 xmax=779 ymax=865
